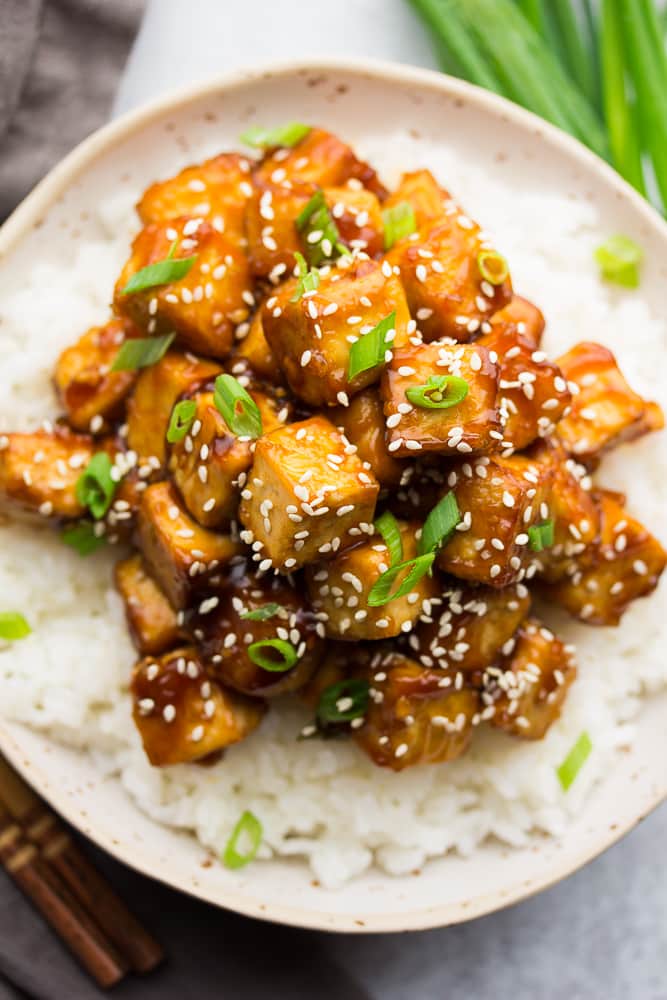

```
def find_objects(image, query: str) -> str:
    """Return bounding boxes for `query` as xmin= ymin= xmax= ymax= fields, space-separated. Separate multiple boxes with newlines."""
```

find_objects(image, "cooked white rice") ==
xmin=0 ymin=136 xmax=665 ymax=888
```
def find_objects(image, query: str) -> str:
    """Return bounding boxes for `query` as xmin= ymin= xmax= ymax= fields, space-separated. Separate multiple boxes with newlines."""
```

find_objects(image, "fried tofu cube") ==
xmin=437 ymin=451 xmax=554 ymax=587
xmin=114 ymin=216 xmax=252 ymax=359
xmin=238 ymin=416 xmax=380 ymax=571
xmin=168 ymin=387 xmax=285 ymax=528
xmin=405 ymin=581 xmax=531 ymax=675
xmin=136 ymin=152 xmax=253 ymax=243
xmin=54 ymin=318 xmax=138 ymax=433
xmin=305 ymin=520 xmax=438 ymax=640
xmin=254 ymin=126 xmax=385 ymax=194
xmin=331 ymin=388 xmax=403 ymax=486
xmin=474 ymin=326 xmax=571 ymax=450
xmin=299 ymin=641 xmax=371 ymax=712
xmin=325 ymin=185 xmax=384 ymax=257
xmin=115 ymin=554 xmax=183 ymax=655
xmin=489 ymin=295 xmax=545 ymax=348
xmin=381 ymin=339 xmax=501 ymax=457
xmin=542 ymin=489 xmax=667 ymax=625
xmin=486 ymin=620 xmax=577 ymax=739
xmin=0 ymin=427 xmax=93 ymax=520
xmin=234 ymin=304 xmax=283 ymax=382
xmin=556 ymin=342 xmax=664 ymax=462
xmin=126 ymin=350 xmax=221 ymax=467
xmin=131 ymin=647 xmax=265 ymax=766
xmin=262 ymin=258 xmax=411 ymax=407
xmin=354 ymin=652 xmax=480 ymax=770
xmin=193 ymin=559 xmax=323 ymax=697
xmin=382 ymin=169 xmax=447 ymax=230
xmin=137 ymin=482 xmax=241 ymax=609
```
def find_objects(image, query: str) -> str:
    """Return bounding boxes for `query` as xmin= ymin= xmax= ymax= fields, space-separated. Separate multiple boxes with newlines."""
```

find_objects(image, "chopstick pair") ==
xmin=0 ymin=756 xmax=163 ymax=988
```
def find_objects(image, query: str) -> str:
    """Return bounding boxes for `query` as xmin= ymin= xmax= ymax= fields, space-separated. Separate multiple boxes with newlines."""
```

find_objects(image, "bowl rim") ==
xmin=1 ymin=56 xmax=666 ymax=933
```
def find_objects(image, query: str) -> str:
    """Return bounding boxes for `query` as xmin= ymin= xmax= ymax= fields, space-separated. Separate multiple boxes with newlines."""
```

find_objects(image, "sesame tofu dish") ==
xmin=1 ymin=121 xmax=665 ymax=817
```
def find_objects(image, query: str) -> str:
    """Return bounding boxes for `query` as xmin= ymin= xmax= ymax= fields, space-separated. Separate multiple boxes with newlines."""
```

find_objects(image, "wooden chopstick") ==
xmin=0 ymin=757 xmax=163 ymax=974
xmin=0 ymin=801 xmax=127 ymax=987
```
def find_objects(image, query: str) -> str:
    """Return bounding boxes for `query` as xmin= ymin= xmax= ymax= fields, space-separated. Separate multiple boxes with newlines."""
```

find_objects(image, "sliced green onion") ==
xmin=248 ymin=638 xmax=298 ymax=672
xmin=557 ymin=730 xmax=592 ymax=791
xmin=382 ymin=201 xmax=417 ymax=250
xmin=222 ymin=810 xmax=263 ymax=869
xmin=374 ymin=511 xmax=403 ymax=566
xmin=239 ymin=122 xmax=310 ymax=148
xmin=241 ymin=603 xmax=283 ymax=622
xmin=75 ymin=453 xmax=116 ymax=520
xmin=290 ymin=251 xmax=320 ymax=302
xmin=347 ymin=312 xmax=396 ymax=381
xmin=295 ymin=190 xmax=347 ymax=266
xmin=594 ymin=235 xmax=643 ymax=288
xmin=317 ymin=678 xmax=370 ymax=723
xmin=477 ymin=249 xmax=509 ymax=285
xmin=61 ymin=521 xmax=107 ymax=556
xmin=213 ymin=374 xmax=263 ymax=439
xmin=367 ymin=552 xmax=436 ymax=607
xmin=419 ymin=492 xmax=461 ymax=556
xmin=111 ymin=332 xmax=175 ymax=372
xmin=166 ymin=399 xmax=197 ymax=443
xmin=528 ymin=519 xmax=555 ymax=552
xmin=121 ymin=247 xmax=197 ymax=295
xmin=0 ymin=612 xmax=31 ymax=641
xmin=405 ymin=374 xmax=469 ymax=410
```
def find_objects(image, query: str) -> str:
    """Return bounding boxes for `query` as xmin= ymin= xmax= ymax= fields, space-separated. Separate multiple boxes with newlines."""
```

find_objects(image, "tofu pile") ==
xmin=1 ymin=126 xmax=665 ymax=772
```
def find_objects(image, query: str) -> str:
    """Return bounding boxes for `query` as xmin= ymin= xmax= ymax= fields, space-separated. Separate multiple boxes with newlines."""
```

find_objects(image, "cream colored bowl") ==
xmin=1 ymin=60 xmax=666 ymax=932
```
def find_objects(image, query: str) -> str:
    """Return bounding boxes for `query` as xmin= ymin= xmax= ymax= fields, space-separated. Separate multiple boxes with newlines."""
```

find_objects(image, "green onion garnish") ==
xmin=213 ymin=374 xmax=263 ymax=439
xmin=382 ymin=201 xmax=417 ymax=250
xmin=61 ymin=521 xmax=107 ymax=556
xmin=594 ymin=235 xmax=643 ymax=288
xmin=347 ymin=312 xmax=396 ymax=381
xmin=75 ymin=453 xmax=116 ymax=520
xmin=111 ymin=332 xmax=175 ymax=372
xmin=367 ymin=552 xmax=436 ymax=608
xmin=0 ymin=612 xmax=31 ymax=641
xmin=166 ymin=399 xmax=197 ymax=444
xmin=374 ymin=511 xmax=403 ymax=566
xmin=477 ymin=249 xmax=509 ymax=285
xmin=295 ymin=190 xmax=347 ymax=266
xmin=239 ymin=122 xmax=310 ymax=148
xmin=121 ymin=243 xmax=197 ymax=295
xmin=557 ymin=731 xmax=592 ymax=791
xmin=241 ymin=603 xmax=283 ymax=622
xmin=419 ymin=491 xmax=461 ymax=556
xmin=528 ymin=520 xmax=555 ymax=552
xmin=405 ymin=374 xmax=469 ymax=410
xmin=317 ymin=678 xmax=370 ymax=723
xmin=223 ymin=810 xmax=263 ymax=869
xmin=290 ymin=251 xmax=320 ymax=302
xmin=248 ymin=638 xmax=298 ymax=672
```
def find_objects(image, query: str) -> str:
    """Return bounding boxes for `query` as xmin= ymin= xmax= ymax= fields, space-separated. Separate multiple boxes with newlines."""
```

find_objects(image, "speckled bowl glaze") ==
xmin=1 ymin=60 xmax=666 ymax=932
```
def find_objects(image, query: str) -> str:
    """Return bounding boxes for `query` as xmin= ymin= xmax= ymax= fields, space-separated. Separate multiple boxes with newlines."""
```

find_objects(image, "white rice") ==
xmin=0 ymin=136 xmax=665 ymax=889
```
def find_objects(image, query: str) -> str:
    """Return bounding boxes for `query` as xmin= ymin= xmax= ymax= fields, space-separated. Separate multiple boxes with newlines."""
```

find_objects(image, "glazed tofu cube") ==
xmin=542 ymin=489 xmax=667 ymax=625
xmin=168 ymin=387 xmax=285 ymax=528
xmin=193 ymin=559 xmax=323 ymax=697
xmin=475 ymin=326 xmax=571 ymax=450
xmin=131 ymin=647 xmax=265 ymax=766
xmin=437 ymin=451 xmax=554 ymax=587
xmin=305 ymin=520 xmax=438 ymax=640
xmin=489 ymin=295 xmax=545 ymax=348
xmin=381 ymin=339 xmax=501 ymax=457
xmin=126 ymin=350 xmax=221 ymax=467
xmin=254 ymin=126 xmax=385 ymax=195
xmin=114 ymin=216 xmax=252 ymax=359
xmin=405 ymin=581 xmax=531 ymax=675
xmin=299 ymin=641 xmax=371 ymax=713
xmin=556 ymin=342 xmax=663 ymax=462
xmin=262 ymin=257 xmax=411 ymax=407
xmin=238 ymin=416 xmax=380 ymax=571
xmin=354 ymin=652 xmax=480 ymax=770
xmin=387 ymin=208 xmax=512 ymax=342
xmin=325 ymin=185 xmax=384 ymax=257
xmin=382 ymin=169 xmax=447 ymax=230
xmin=137 ymin=482 xmax=241 ymax=609
xmin=331 ymin=388 xmax=403 ymax=486
xmin=486 ymin=620 xmax=577 ymax=739
xmin=234 ymin=304 xmax=283 ymax=382
xmin=54 ymin=318 xmax=138 ymax=433
xmin=136 ymin=152 xmax=253 ymax=243
xmin=114 ymin=554 xmax=183 ymax=655
xmin=0 ymin=427 xmax=93 ymax=520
